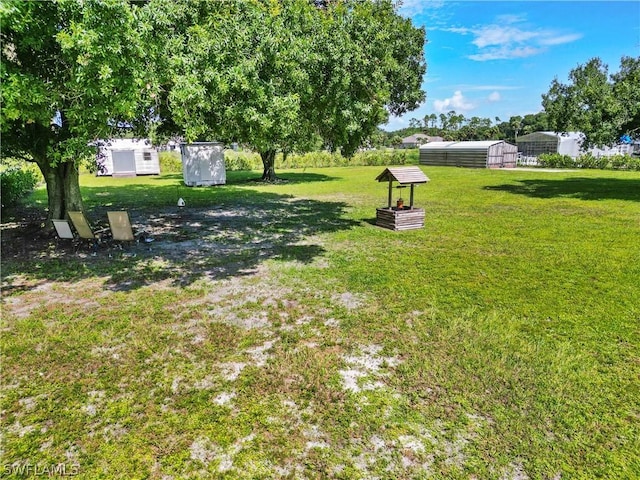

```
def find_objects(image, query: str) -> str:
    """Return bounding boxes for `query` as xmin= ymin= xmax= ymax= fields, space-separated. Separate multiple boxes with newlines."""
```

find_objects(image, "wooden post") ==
xmin=409 ymin=184 xmax=415 ymax=209
xmin=388 ymin=179 xmax=393 ymax=208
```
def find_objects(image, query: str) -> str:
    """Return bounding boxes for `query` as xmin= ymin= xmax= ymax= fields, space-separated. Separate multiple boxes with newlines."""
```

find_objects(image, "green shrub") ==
xmin=1 ymin=166 xmax=39 ymax=207
xmin=577 ymin=152 xmax=609 ymax=169
xmin=538 ymin=153 xmax=575 ymax=168
xmin=159 ymin=151 xmax=183 ymax=173
xmin=225 ymin=150 xmax=262 ymax=171
xmin=626 ymin=156 xmax=640 ymax=171
xmin=216 ymin=148 xmax=419 ymax=171
xmin=609 ymin=154 xmax=639 ymax=170
xmin=282 ymin=151 xmax=341 ymax=168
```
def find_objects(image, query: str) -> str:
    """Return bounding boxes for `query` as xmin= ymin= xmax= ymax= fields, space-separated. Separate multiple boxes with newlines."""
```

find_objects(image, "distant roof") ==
xmin=541 ymin=131 xmax=583 ymax=139
xmin=420 ymin=140 xmax=508 ymax=150
xmin=402 ymin=133 xmax=429 ymax=143
xmin=376 ymin=166 xmax=430 ymax=185
xmin=517 ymin=131 xmax=584 ymax=142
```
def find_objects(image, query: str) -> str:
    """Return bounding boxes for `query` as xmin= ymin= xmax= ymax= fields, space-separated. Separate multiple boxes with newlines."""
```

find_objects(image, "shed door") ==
xmin=199 ymin=157 xmax=213 ymax=182
xmin=112 ymin=150 xmax=136 ymax=174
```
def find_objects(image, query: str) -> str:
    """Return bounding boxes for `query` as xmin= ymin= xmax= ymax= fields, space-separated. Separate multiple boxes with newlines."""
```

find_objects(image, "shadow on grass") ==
xmin=149 ymin=171 xmax=339 ymax=185
xmin=1 ymin=184 xmax=358 ymax=293
xmin=485 ymin=177 xmax=640 ymax=202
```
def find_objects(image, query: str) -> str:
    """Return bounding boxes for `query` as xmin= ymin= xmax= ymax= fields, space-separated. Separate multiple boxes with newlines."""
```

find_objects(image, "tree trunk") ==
xmin=35 ymin=158 xmax=84 ymax=223
xmin=260 ymin=149 xmax=278 ymax=182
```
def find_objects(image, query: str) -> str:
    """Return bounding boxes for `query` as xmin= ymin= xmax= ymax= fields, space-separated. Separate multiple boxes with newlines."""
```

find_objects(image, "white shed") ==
xmin=419 ymin=140 xmax=517 ymax=168
xmin=97 ymin=138 xmax=160 ymax=176
xmin=180 ymin=142 xmax=226 ymax=187
xmin=516 ymin=131 xmax=584 ymax=158
xmin=517 ymin=131 xmax=636 ymax=159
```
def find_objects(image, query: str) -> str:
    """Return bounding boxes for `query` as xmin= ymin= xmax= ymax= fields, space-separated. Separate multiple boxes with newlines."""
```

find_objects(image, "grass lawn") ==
xmin=1 ymin=166 xmax=639 ymax=479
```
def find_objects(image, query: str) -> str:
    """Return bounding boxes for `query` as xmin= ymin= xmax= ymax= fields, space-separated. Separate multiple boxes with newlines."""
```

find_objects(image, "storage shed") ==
xmin=97 ymin=138 xmax=160 ymax=177
xmin=516 ymin=131 xmax=583 ymax=158
xmin=419 ymin=140 xmax=517 ymax=168
xmin=180 ymin=142 xmax=226 ymax=187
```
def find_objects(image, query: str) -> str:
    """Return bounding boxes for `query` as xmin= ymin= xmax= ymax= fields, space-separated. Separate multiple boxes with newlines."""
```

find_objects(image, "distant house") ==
xmin=401 ymin=134 xmax=443 ymax=149
xmin=516 ymin=131 xmax=636 ymax=159
xmin=97 ymin=138 xmax=160 ymax=177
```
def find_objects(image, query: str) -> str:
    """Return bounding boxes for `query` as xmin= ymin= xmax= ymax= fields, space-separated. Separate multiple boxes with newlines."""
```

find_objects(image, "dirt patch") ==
xmin=2 ymin=198 xmax=347 ymax=295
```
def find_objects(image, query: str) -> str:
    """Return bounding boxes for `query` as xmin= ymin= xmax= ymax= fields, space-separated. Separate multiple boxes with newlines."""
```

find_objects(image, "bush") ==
xmin=1 ymin=166 xmax=39 ymax=207
xmin=577 ymin=152 xmax=609 ymax=169
xmin=224 ymin=151 xmax=262 ymax=171
xmin=626 ymin=156 xmax=640 ymax=171
xmin=608 ymin=154 xmax=639 ymax=171
xmin=154 ymin=147 xmax=422 ymax=173
xmin=159 ymin=151 xmax=183 ymax=173
xmin=538 ymin=153 xmax=575 ymax=169
xmin=281 ymin=151 xmax=341 ymax=169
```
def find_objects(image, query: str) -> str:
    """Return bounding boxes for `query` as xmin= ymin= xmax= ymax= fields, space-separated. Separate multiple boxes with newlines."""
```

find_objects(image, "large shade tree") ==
xmin=542 ymin=56 xmax=640 ymax=148
xmin=152 ymin=0 xmax=321 ymax=181
xmin=155 ymin=0 xmax=426 ymax=180
xmin=1 ymin=0 xmax=153 ymax=221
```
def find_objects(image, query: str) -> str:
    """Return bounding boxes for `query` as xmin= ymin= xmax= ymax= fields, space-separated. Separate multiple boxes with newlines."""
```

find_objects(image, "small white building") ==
xmin=516 ymin=131 xmax=583 ymax=159
xmin=517 ymin=131 xmax=637 ymax=160
xmin=97 ymin=138 xmax=160 ymax=176
xmin=180 ymin=142 xmax=226 ymax=187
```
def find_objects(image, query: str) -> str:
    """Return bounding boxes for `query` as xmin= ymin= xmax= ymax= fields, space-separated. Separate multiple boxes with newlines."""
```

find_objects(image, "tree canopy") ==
xmin=153 ymin=0 xmax=426 ymax=179
xmin=398 ymin=110 xmax=549 ymax=144
xmin=542 ymin=56 xmax=640 ymax=148
xmin=2 ymin=0 xmax=427 ymax=220
xmin=1 ymin=0 xmax=152 ymax=219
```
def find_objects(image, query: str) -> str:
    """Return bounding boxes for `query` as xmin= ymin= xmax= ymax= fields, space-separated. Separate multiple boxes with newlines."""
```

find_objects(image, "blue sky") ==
xmin=383 ymin=1 xmax=640 ymax=131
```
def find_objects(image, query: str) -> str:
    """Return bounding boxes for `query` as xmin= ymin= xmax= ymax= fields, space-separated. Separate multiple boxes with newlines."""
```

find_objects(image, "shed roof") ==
xmin=403 ymin=134 xmax=444 ymax=144
xmin=517 ymin=131 xmax=583 ymax=142
xmin=419 ymin=140 xmax=507 ymax=150
xmin=376 ymin=166 xmax=429 ymax=184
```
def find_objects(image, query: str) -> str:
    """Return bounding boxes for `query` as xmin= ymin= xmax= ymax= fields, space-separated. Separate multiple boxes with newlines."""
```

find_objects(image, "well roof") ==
xmin=376 ymin=166 xmax=429 ymax=184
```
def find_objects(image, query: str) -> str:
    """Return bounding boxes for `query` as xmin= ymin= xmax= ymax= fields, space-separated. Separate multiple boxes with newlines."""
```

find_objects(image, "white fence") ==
xmin=517 ymin=154 xmax=539 ymax=166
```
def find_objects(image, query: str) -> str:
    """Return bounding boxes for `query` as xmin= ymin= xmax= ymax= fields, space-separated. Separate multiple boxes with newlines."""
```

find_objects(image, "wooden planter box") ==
xmin=376 ymin=207 xmax=425 ymax=231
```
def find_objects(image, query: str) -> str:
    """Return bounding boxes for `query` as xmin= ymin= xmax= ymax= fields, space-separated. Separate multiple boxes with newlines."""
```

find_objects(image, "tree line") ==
xmin=380 ymin=55 xmax=639 ymax=149
xmin=374 ymin=110 xmax=549 ymax=147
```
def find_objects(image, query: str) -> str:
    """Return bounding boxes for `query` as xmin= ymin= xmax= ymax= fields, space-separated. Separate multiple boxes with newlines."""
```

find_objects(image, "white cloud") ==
xmin=398 ymin=0 xmax=445 ymax=17
xmin=457 ymin=85 xmax=521 ymax=91
xmin=442 ymin=16 xmax=582 ymax=62
xmin=488 ymin=91 xmax=501 ymax=102
xmin=433 ymin=90 xmax=475 ymax=113
xmin=538 ymin=33 xmax=583 ymax=46
xmin=472 ymin=26 xmax=539 ymax=48
xmin=495 ymin=14 xmax=527 ymax=25
xmin=468 ymin=45 xmax=544 ymax=61
xmin=382 ymin=115 xmax=411 ymax=132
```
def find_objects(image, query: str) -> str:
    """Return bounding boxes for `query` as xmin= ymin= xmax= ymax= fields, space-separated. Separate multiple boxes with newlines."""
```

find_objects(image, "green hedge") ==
xmin=1 ymin=165 xmax=39 ymax=207
xmin=224 ymin=148 xmax=419 ymax=171
xmin=164 ymin=148 xmax=420 ymax=173
xmin=224 ymin=151 xmax=263 ymax=171
xmin=158 ymin=151 xmax=183 ymax=173
xmin=537 ymin=153 xmax=575 ymax=169
xmin=538 ymin=152 xmax=640 ymax=171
